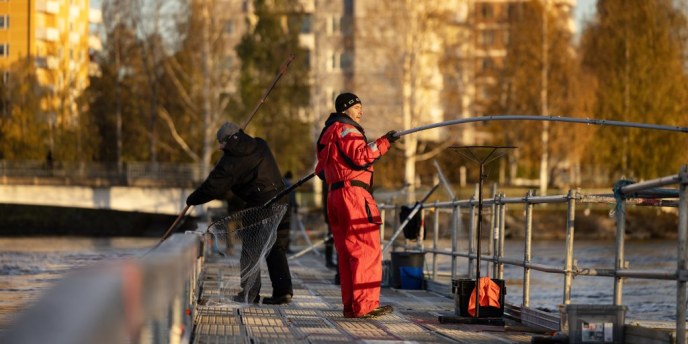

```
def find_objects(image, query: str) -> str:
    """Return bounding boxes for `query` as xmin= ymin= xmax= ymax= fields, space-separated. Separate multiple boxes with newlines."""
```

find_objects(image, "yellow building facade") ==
xmin=0 ymin=0 xmax=91 ymax=125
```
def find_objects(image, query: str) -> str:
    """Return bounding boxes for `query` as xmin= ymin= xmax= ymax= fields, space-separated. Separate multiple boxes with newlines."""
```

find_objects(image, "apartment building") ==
xmin=0 ymin=0 xmax=93 ymax=126
xmin=215 ymin=0 xmax=575 ymax=143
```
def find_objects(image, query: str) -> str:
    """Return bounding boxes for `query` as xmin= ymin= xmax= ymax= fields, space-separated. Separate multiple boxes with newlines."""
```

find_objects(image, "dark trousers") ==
xmin=239 ymin=217 xmax=293 ymax=299
xmin=266 ymin=223 xmax=293 ymax=297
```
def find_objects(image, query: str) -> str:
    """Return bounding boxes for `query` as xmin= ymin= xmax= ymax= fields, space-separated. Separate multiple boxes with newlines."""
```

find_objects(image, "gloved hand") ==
xmin=385 ymin=130 xmax=399 ymax=143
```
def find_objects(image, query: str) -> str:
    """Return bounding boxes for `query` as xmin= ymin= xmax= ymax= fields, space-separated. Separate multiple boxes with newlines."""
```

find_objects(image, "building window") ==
xmin=301 ymin=14 xmax=312 ymax=34
xmin=480 ymin=3 xmax=493 ymax=20
xmin=0 ymin=44 xmax=8 ymax=57
xmin=329 ymin=52 xmax=339 ymax=71
xmin=340 ymin=16 xmax=353 ymax=35
xmin=304 ymin=49 xmax=311 ymax=69
xmin=340 ymin=52 xmax=353 ymax=70
xmin=344 ymin=0 xmax=354 ymax=16
xmin=507 ymin=3 xmax=521 ymax=21
xmin=224 ymin=20 xmax=234 ymax=34
xmin=0 ymin=15 xmax=8 ymax=29
xmin=481 ymin=30 xmax=495 ymax=46
xmin=481 ymin=58 xmax=494 ymax=71
xmin=329 ymin=16 xmax=340 ymax=34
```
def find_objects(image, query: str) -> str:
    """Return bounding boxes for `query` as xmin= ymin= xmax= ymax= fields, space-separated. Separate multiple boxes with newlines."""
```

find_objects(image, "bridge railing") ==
xmin=380 ymin=165 xmax=687 ymax=343
xmin=0 ymin=160 xmax=204 ymax=187
xmin=0 ymin=232 xmax=205 ymax=344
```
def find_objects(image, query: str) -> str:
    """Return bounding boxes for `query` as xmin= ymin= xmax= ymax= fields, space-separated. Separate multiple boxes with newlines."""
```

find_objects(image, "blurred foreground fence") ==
xmin=0 ymin=232 xmax=204 ymax=344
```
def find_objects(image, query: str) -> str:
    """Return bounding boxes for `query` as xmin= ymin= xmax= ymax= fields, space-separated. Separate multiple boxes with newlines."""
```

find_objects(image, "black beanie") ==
xmin=335 ymin=93 xmax=361 ymax=113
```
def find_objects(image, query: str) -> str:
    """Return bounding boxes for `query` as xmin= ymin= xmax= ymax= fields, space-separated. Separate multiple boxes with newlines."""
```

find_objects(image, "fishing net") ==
xmin=204 ymin=202 xmax=287 ymax=305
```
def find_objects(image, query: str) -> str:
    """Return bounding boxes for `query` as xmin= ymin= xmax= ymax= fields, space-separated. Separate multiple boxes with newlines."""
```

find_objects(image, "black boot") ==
xmin=262 ymin=294 xmax=292 ymax=305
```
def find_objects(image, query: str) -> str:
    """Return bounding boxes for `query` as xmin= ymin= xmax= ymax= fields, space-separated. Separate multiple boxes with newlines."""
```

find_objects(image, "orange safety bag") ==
xmin=467 ymin=276 xmax=501 ymax=317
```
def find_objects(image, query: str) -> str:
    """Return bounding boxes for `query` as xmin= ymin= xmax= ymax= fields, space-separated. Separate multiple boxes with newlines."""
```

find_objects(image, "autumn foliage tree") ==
xmin=235 ymin=0 xmax=311 ymax=174
xmin=580 ymin=0 xmax=688 ymax=180
xmin=485 ymin=1 xmax=592 ymax=187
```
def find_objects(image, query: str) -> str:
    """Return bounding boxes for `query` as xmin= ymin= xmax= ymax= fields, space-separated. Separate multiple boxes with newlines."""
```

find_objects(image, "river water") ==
xmin=0 ymin=236 xmax=681 ymax=331
xmin=439 ymin=239 xmax=681 ymax=322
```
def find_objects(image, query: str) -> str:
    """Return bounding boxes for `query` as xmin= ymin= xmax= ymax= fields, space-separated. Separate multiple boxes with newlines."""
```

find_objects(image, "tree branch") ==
xmin=158 ymin=106 xmax=200 ymax=162
xmin=414 ymin=139 xmax=456 ymax=162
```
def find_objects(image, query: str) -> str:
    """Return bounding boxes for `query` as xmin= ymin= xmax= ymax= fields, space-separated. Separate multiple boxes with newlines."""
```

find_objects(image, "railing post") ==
xmin=614 ymin=189 xmax=626 ymax=306
xmin=451 ymin=201 xmax=459 ymax=281
xmin=418 ymin=207 xmax=426 ymax=250
xmin=677 ymin=165 xmax=688 ymax=344
xmin=523 ymin=190 xmax=534 ymax=308
xmin=498 ymin=193 xmax=506 ymax=280
xmin=489 ymin=183 xmax=498 ymax=277
xmin=563 ymin=189 xmax=576 ymax=305
xmin=432 ymin=201 xmax=440 ymax=281
xmin=468 ymin=185 xmax=478 ymax=279
xmin=380 ymin=207 xmax=386 ymax=244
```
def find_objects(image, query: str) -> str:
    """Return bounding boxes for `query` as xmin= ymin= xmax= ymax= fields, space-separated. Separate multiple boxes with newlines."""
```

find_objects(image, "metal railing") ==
xmin=379 ymin=165 xmax=688 ymax=343
xmin=0 ymin=232 xmax=205 ymax=344
xmin=0 ymin=160 xmax=204 ymax=187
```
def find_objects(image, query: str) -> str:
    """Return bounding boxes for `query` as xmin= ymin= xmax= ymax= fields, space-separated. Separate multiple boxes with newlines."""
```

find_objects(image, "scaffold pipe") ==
xmin=395 ymin=115 xmax=688 ymax=138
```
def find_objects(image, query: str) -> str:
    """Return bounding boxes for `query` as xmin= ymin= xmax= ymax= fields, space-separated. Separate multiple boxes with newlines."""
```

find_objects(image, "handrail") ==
xmin=0 ymin=232 xmax=204 ymax=344
xmin=381 ymin=165 xmax=688 ymax=343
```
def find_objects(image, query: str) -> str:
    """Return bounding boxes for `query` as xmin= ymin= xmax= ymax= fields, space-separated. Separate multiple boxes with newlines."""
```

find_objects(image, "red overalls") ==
xmin=315 ymin=118 xmax=391 ymax=317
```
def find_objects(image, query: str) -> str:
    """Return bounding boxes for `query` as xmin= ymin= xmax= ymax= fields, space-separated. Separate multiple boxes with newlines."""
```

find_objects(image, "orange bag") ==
xmin=467 ymin=277 xmax=501 ymax=317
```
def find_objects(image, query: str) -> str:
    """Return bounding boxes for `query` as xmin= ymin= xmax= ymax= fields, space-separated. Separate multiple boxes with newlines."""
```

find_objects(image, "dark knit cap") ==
xmin=335 ymin=93 xmax=361 ymax=113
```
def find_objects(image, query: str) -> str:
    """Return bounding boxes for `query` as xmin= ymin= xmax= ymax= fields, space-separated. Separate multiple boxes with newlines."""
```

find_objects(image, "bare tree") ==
xmin=356 ymin=0 xmax=459 ymax=200
xmin=158 ymin=0 xmax=238 ymax=176
xmin=484 ymin=1 xmax=590 ymax=188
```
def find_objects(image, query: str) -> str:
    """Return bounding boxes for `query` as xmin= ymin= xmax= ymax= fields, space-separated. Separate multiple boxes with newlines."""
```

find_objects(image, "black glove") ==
xmin=385 ymin=130 xmax=399 ymax=143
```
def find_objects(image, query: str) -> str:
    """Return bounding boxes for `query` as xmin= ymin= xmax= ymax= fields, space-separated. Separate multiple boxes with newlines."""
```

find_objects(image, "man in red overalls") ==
xmin=315 ymin=93 xmax=399 ymax=318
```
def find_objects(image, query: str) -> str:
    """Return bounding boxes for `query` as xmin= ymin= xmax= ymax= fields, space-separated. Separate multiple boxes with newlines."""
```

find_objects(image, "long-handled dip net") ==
xmin=203 ymin=202 xmax=288 ymax=306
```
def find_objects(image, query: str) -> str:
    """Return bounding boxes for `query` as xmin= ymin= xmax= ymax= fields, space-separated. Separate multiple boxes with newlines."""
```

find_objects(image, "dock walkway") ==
xmin=194 ymin=253 xmax=537 ymax=344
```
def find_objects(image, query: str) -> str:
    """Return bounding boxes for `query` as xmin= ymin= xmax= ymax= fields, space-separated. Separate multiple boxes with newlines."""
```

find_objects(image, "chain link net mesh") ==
xmin=204 ymin=202 xmax=287 ymax=305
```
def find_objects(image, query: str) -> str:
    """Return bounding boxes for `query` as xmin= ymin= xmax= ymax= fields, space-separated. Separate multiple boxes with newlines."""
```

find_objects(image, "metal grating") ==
xmin=334 ymin=320 xmax=391 ymax=339
xmin=244 ymin=325 xmax=293 ymax=339
xmin=240 ymin=307 xmax=279 ymax=316
xmin=194 ymin=324 xmax=242 ymax=336
xmin=241 ymin=316 xmax=284 ymax=326
xmin=192 ymin=253 xmax=539 ymax=343
xmin=281 ymin=309 xmax=318 ymax=316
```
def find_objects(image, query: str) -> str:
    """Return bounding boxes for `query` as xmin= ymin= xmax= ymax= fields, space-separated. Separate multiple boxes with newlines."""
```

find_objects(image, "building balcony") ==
xmin=299 ymin=33 xmax=314 ymax=50
xmin=89 ymin=9 xmax=102 ymax=25
xmin=36 ymin=27 xmax=60 ymax=42
xmin=36 ymin=0 xmax=60 ymax=15
xmin=70 ymin=6 xmax=81 ymax=19
xmin=34 ymin=56 xmax=59 ymax=70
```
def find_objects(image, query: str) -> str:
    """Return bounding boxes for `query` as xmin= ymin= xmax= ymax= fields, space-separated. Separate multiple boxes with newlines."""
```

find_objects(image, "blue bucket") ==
xmin=390 ymin=251 xmax=425 ymax=289
xmin=399 ymin=266 xmax=424 ymax=289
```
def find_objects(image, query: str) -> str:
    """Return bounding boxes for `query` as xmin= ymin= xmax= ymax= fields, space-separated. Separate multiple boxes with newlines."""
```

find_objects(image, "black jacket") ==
xmin=186 ymin=131 xmax=285 ymax=208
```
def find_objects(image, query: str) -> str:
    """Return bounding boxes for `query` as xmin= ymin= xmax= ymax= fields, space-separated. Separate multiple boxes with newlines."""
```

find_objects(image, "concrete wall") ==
xmin=0 ymin=185 xmax=221 ymax=216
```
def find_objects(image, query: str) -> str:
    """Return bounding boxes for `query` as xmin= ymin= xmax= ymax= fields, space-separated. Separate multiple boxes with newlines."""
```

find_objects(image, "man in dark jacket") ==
xmin=186 ymin=122 xmax=293 ymax=305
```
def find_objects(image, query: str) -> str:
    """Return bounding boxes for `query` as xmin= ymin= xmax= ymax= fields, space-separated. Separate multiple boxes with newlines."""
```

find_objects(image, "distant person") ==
xmin=45 ymin=150 xmax=53 ymax=169
xmin=314 ymin=92 xmax=398 ymax=318
xmin=283 ymin=171 xmax=298 ymax=252
xmin=321 ymin=186 xmax=337 ymax=269
xmin=186 ymin=122 xmax=293 ymax=305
